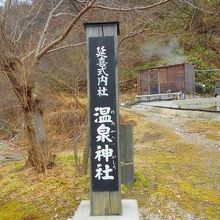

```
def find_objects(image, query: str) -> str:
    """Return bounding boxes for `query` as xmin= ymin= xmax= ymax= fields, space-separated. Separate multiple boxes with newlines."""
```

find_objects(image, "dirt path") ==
xmin=130 ymin=104 xmax=220 ymax=150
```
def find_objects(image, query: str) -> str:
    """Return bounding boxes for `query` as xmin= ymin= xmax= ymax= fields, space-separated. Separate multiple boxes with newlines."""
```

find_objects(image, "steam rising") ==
xmin=141 ymin=38 xmax=186 ymax=65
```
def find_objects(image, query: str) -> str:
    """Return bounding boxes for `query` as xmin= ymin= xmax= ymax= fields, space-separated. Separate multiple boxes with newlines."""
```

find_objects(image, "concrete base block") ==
xmin=69 ymin=199 xmax=139 ymax=220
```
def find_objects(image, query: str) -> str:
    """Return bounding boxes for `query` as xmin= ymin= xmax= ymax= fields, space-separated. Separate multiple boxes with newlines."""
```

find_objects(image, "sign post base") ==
xmin=69 ymin=200 xmax=140 ymax=220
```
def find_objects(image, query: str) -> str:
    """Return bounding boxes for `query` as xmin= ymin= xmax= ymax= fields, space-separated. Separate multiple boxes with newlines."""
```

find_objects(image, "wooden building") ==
xmin=137 ymin=63 xmax=195 ymax=96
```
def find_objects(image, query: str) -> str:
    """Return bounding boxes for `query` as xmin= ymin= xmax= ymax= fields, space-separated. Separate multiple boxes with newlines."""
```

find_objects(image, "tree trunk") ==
xmin=0 ymin=27 xmax=54 ymax=172
xmin=24 ymin=85 xmax=54 ymax=172
xmin=5 ymin=61 xmax=54 ymax=172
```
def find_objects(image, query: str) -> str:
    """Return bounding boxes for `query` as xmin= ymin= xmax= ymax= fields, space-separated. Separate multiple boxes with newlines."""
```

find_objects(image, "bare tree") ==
xmin=0 ymin=0 xmax=173 ymax=172
xmin=0 ymin=0 xmax=96 ymax=172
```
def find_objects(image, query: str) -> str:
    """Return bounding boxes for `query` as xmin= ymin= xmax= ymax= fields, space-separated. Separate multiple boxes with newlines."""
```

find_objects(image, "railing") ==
xmin=136 ymin=92 xmax=184 ymax=102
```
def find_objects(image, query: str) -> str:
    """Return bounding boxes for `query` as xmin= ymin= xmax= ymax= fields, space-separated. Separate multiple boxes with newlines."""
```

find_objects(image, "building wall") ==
xmin=138 ymin=63 xmax=195 ymax=96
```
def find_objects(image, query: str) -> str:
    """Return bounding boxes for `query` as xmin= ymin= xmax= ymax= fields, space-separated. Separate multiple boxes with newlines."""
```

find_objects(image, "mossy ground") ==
xmin=0 ymin=154 xmax=89 ymax=220
xmin=0 ymin=110 xmax=220 ymax=219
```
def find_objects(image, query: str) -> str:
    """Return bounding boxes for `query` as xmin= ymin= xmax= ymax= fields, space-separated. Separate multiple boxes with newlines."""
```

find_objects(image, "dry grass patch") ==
xmin=120 ymin=110 xmax=178 ymax=147
xmin=183 ymin=120 xmax=220 ymax=141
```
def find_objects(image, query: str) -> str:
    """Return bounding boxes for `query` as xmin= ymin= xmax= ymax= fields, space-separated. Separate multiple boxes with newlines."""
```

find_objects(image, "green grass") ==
xmin=0 ymin=153 xmax=89 ymax=220
xmin=0 ymin=201 xmax=42 ymax=220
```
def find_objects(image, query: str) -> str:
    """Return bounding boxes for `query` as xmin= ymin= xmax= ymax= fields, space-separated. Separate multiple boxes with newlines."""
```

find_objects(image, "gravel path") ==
xmin=130 ymin=104 xmax=220 ymax=150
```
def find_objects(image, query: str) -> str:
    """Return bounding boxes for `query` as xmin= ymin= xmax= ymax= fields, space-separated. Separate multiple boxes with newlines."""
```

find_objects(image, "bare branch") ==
xmin=36 ymin=0 xmax=96 ymax=60
xmin=53 ymin=12 xmax=75 ymax=18
xmin=118 ymin=48 xmax=139 ymax=58
xmin=35 ymin=0 xmax=66 ymax=56
xmin=46 ymin=42 xmax=86 ymax=54
xmin=178 ymin=0 xmax=215 ymax=14
xmin=93 ymin=0 xmax=171 ymax=11
xmin=119 ymin=29 xmax=147 ymax=47
xmin=21 ymin=49 xmax=36 ymax=62
xmin=75 ymin=0 xmax=86 ymax=3
xmin=0 ymin=0 xmax=11 ymax=29
xmin=2 ymin=0 xmax=12 ymax=19
xmin=35 ymin=0 xmax=170 ymax=59
xmin=14 ymin=0 xmax=45 ymax=44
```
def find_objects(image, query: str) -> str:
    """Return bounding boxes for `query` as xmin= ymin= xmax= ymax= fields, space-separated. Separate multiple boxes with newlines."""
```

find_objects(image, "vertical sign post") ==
xmin=84 ymin=22 xmax=121 ymax=216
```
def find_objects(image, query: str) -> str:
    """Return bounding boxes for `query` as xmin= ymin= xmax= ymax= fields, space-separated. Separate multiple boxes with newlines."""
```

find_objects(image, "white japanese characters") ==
xmin=95 ymin=145 xmax=113 ymax=162
xmin=94 ymin=106 xmax=115 ymax=180
xmin=93 ymin=45 xmax=117 ymax=182
xmin=95 ymin=164 xmax=114 ymax=180
xmin=96 ymin=46 xmax=109 ymax=97
xmin=94 ymin=107 xmax=113 ymax=124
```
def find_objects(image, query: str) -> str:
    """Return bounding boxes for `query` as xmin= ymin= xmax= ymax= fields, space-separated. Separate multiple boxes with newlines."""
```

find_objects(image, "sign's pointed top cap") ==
xmin=83 ymin=22 xmax=120 ymax=35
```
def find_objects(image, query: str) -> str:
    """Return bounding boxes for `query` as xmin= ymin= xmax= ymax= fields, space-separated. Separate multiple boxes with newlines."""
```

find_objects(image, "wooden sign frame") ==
xmin=84 ymin=22 xmax=121 ymax=216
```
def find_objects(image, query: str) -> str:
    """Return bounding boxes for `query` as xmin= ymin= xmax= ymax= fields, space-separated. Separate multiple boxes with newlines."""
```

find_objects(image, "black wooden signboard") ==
xmin=89 ymin=36 xmax=119 ymax=192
